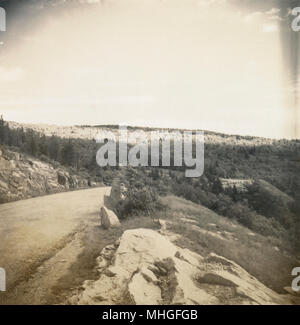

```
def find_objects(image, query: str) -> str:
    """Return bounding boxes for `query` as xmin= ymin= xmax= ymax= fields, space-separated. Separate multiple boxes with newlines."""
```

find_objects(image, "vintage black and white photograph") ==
xmin=0 ymin=0 xmax=299 ymax=310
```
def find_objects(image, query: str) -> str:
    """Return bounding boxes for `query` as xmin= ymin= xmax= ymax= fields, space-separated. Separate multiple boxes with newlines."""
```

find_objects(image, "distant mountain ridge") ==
xmin=8 ymin=121 xmax=299 ymax=146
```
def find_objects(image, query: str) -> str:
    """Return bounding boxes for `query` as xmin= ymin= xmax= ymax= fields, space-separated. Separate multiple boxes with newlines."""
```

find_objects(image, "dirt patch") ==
xmin=50 ymin=226 xmax=123 ymax=304
xmin=0 ymin=229 xmax=79 ymax=305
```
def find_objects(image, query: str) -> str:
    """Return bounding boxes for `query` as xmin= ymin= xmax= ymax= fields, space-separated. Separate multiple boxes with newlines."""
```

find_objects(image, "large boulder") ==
xmin=100 ymin=206 xmax=121 ymax=229
xmin=70 ymin=229 xmax=298 ymax=305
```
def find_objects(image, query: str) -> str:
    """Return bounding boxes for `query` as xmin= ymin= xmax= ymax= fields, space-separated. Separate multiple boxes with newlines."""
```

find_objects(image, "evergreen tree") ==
xmin=61 ymin=140 xmax=75 ymax=166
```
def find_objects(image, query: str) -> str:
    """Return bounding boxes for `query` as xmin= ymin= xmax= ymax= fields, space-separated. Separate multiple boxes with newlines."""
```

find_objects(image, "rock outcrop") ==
xmin=0 ymin=147 xmax=89 ymax=203
xmin=104 ymin=178 xmax=127 ymax=211
xmin=219 ymin=178 xmax=253 ymax=193
xmin=69 ymin=229 xmax=298 ymax=305
xmin=100 ymin=206 xmax=121 ymax=229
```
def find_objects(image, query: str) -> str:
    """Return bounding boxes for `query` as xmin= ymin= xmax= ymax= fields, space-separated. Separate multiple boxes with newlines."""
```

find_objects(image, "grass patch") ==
xmin=160 ymin=195 xmax=298 ymax=294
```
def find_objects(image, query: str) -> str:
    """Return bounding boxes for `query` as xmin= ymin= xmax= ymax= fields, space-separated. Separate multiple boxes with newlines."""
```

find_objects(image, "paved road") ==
xmin=0 ymin=187 xmax=111 ymax=304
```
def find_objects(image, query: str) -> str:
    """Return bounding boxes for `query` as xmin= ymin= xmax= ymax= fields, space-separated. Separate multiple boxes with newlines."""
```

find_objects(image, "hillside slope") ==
xmin=0 ymin=146 xmax=93 ymax=203
xmin=159 ymin=195 xmax=299 ymax=294
xmin=6 ymin=120 xmax=300 ymax=198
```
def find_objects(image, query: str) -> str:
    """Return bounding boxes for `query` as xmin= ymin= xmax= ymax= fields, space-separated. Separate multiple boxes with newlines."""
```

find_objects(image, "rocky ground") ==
xmin=69 ymin=226 xmax=299 ymax=305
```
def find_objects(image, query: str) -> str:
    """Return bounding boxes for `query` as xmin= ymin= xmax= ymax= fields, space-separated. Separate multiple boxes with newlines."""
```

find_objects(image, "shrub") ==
xmin=114 ymin=169 xmax=164 ymax=218
xmin=246 ymin=181 xmax=294 ymax=229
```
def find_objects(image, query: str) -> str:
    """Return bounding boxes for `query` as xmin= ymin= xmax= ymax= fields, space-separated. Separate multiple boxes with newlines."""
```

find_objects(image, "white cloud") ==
xmin=243 ymin=8 xmax=281 ymax=32
xmin=244 ymin=7 xmax=282 ymax=24
xmin=266 ymin=8 xmax=280 ymax=16
xmin=262 ymin=24 xmax=278 ymax=33
xmin=243 ymin=11 xmax=263 ymax=23
xmin=266 ymin=7 xmax=282 ymax=21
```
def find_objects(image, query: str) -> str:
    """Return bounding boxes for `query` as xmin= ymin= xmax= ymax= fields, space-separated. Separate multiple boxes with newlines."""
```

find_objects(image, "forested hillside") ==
xmin=1 ymin=116 xmax=300 ymax=252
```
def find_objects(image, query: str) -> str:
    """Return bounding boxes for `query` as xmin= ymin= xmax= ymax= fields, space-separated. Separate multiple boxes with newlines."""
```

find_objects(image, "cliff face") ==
xmin=0 ymin=147 xmax=89 ymax=203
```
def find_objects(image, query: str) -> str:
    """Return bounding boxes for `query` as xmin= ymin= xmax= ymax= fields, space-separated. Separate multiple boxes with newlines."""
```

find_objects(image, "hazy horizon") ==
xmin=6 ymin=117 xmax=299 ymax=141
xmin=0 ymin=0 xmax=299 ymax=139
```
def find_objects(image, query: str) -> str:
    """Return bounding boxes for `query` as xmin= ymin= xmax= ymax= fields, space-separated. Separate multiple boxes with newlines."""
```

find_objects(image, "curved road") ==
xmin=0 ymin=187 xmax=111 ymax=305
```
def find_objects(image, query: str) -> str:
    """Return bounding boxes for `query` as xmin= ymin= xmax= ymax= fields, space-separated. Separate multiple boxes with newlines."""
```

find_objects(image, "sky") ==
xmin=0 ymin=0 xmax=299 ymax=138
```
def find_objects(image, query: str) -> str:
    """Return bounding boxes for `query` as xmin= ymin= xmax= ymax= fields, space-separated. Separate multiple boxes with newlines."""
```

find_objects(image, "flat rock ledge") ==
xmin=69 ymin=229 xmax=298 ymax=305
